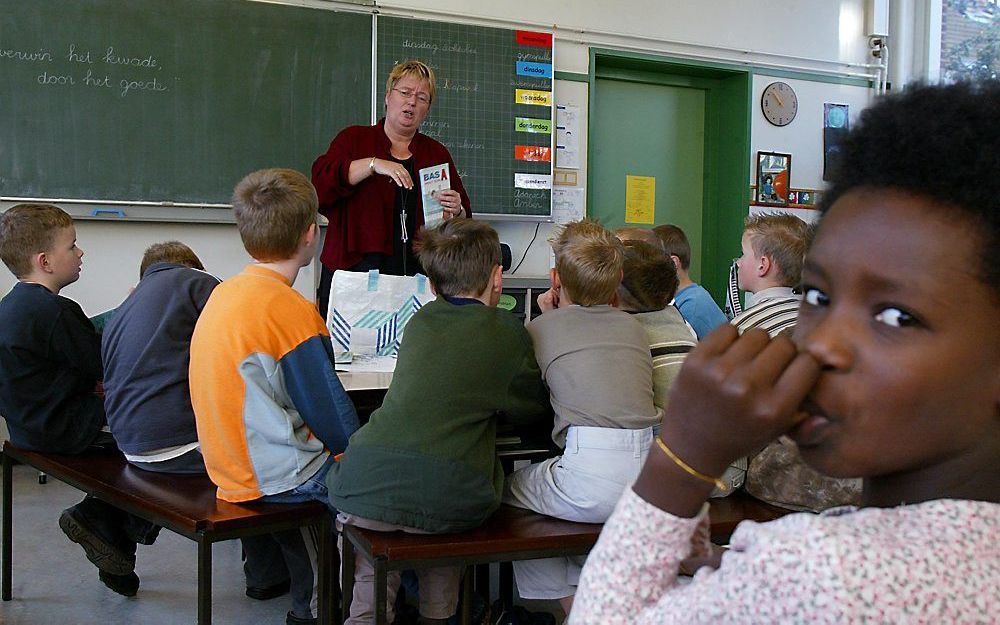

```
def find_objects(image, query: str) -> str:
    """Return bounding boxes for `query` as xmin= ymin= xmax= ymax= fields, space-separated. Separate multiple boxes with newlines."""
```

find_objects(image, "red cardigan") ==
xmin=311 ymin=119 xmax=472 ymax=271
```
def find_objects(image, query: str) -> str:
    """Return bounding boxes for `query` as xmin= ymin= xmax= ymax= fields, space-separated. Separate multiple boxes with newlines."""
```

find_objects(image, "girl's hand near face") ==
xmin=634 ymin=325 xmax=822 ymax=517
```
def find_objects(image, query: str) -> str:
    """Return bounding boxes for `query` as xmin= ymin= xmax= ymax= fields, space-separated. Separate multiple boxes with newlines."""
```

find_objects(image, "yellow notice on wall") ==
xmin=625 ymin=175 xmax=655 ymax=224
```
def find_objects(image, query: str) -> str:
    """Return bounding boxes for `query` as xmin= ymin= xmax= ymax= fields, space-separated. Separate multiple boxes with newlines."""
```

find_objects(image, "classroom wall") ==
xmin=1 ymin=0 xmax=886 ymax=314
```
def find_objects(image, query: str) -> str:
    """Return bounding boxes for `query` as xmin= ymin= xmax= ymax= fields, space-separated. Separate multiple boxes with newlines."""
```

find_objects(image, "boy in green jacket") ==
xmin=327 ymin=218 xmax=551 ymax=625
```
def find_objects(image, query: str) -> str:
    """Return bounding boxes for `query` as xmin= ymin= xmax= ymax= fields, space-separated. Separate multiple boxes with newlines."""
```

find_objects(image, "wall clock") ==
xmin=761 ymin=81 xmax=798 ymax=127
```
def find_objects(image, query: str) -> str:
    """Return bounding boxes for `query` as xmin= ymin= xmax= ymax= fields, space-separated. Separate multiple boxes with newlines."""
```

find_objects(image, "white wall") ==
xmin=2 ymin=1 xmax=883 ymax=312
xmin=750 ymin=75 xmax=873 ymax=191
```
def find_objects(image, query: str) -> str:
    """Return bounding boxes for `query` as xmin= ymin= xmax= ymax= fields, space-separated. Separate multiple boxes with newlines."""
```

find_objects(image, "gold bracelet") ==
xmin=655 ymin=436 xmax=728 ymax=492
xmin=369 ymin=156 xmax=377 ymax=175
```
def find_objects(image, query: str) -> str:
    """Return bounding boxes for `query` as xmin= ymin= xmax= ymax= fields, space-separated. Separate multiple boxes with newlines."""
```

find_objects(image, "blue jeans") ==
xmin=260 ymin=453 xmax=337 ymax=514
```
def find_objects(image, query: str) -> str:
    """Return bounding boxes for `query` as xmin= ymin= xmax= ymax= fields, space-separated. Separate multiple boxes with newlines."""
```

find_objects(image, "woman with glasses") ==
xmin=311 ymin=60 xmax=471 ymax=315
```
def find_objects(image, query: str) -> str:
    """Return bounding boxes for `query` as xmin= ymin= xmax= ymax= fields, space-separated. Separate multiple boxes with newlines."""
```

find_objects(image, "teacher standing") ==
xmin=311 ymin=60 xmax=471 ymax=315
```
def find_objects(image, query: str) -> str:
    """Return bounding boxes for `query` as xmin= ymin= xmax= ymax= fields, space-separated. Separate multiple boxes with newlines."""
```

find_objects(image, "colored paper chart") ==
xmin=511 ymin=29 xmax=553 ymax=217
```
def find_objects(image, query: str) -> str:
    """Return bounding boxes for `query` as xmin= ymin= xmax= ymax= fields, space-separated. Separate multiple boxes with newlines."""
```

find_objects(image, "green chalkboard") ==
xmin=0 ymin=0 xmax=371 ymax=205
xmin=378 ymin=16 xmax=553 ymax=218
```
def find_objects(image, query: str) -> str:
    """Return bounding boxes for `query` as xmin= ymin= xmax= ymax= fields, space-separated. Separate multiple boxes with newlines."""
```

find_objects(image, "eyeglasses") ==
xmin=392 ymin=88 xmax=431 ymax=105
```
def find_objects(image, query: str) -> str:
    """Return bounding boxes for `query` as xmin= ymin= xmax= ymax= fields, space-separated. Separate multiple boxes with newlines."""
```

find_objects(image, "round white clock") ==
xmin=761 ymin=81 xmax=798 ymax=127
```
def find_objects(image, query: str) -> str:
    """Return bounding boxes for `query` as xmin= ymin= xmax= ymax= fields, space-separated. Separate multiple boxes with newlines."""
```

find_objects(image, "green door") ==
xmin=590 ymin=78 xmax=707 ymax=279
xmin=587 ymin=51 xmax=751 ymax=299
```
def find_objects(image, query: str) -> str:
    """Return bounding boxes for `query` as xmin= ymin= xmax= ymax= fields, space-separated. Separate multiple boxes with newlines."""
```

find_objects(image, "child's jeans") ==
xmin=253 ymin=453 xmax=337 ymax=620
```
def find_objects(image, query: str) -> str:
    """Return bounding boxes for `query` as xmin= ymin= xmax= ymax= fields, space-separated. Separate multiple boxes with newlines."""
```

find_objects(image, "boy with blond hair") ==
xmin=328 ymin=218 xmax=550 ymax=625
xmin=503 ymin=220 xmax=660 ymax=615
xmin=0 ymin=204 xmax=159 ymax=596
xmin=190 ymin=168 xmax=359 ymax=625
xmin=732 ymin=212 xmax=812 ymax=337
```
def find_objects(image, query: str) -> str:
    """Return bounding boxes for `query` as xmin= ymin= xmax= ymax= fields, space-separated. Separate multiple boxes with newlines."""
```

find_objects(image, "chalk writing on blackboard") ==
xmin=15 ymin=42 xmax=174 ymax=97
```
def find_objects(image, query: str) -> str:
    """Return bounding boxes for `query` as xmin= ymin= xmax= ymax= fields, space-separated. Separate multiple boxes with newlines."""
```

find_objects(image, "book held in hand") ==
xmin=419 ymin=163 xmax=450 ymax=227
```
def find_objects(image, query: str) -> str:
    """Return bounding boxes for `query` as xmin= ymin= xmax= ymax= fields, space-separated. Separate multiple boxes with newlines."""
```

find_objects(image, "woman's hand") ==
xmin=435 ymin=189 xmax=464 ymax=219
xmin=372 ymin=158 xmax=413 ymax=189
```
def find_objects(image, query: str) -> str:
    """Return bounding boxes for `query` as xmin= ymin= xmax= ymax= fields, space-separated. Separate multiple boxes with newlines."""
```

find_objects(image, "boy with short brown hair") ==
xmin=0 ymin=203 xmax=157 ymax=596
xmin=328 ymin=218 xmax=550 ymax=625
xmin=653 ymin=223 xmax=728 ymax=339
xmin=190 ymin=168 xmax=360 ymax=625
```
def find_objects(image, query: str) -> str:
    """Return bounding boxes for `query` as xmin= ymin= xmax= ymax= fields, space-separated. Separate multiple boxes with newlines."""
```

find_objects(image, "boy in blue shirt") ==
xmin=653 ymin=224 xmax=728 ymax=339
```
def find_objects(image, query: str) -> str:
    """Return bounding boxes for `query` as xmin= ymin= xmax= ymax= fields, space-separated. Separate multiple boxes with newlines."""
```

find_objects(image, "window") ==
xmin=941 ymin=0 xmax=1000 ymax=81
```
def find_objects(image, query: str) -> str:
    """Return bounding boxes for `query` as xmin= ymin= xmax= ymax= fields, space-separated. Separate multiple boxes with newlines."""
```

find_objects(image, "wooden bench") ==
xmin=341 ymin=493 xmax=793 ymax=625
xmin=1 ymin=441 xmax=335 ymax=625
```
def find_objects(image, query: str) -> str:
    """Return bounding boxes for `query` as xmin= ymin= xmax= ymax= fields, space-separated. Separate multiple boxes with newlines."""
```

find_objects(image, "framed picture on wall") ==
xmin=756 ymin=151 xmax=791 ymax=206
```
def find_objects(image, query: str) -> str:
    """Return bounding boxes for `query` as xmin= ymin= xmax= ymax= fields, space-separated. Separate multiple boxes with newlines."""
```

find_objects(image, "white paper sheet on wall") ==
xmin=552 ymin=187 xmax=585 ymax=224
xmin=555 ymin=104 xmax=580 ymax=169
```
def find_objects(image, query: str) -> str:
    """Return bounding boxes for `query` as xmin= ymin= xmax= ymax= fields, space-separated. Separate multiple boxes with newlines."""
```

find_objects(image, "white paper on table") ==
xmin=556 ymin=104 xmax=580 ymax=169
xmin=338 ymin=355 xmax=398 ymax=373
xmin=552 ymin=187 xmax=585 ymax=225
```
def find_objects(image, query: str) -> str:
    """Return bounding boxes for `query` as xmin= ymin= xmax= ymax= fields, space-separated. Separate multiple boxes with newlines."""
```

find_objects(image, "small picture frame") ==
xmin=756 ymin=151 xmax=791 ymax=206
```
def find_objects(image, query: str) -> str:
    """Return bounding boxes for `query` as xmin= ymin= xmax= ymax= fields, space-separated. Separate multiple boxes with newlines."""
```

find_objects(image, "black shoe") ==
xmin=99 ymin=570 xmax=140 ymax=597
xmin=246 ymin=578 xmax=291 ymax=600
xmin=59 ymin=507 xmax=135 ymax=576
xmin=285 ymin=610 xmax=317 ymax=625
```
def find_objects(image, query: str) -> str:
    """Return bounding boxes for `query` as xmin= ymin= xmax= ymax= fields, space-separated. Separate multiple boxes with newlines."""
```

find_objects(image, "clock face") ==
xmin=761 ymin=82 xmax=798 ymax=127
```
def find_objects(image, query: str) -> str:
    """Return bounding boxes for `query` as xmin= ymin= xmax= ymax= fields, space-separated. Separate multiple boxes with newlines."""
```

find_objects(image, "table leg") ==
xmin=197 ymin=535 xmax=212 ymax=625
xmin=2 ymin=452 xmax=12 ymax=601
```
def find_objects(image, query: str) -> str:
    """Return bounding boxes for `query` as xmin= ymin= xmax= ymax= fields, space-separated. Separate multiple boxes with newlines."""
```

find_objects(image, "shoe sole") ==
xmin=58 ymin=510 xmax=134 ymax=576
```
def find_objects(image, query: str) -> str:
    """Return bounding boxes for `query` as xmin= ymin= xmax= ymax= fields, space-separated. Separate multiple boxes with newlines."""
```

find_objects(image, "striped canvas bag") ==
xmin=326 ymin=270 xmax=434 ymax=357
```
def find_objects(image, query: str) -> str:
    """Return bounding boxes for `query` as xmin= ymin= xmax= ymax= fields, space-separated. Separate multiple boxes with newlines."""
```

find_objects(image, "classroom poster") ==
xmin=625 ymin=175 xmax=655 ymax=224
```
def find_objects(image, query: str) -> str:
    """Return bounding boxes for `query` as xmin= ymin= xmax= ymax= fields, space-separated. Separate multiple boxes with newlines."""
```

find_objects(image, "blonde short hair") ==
xmin=139 ymin=241 xmax=205 ymax=278
xmin=386 ymin=60 xmax=436 ymax=104
xmin=743 ymin=212 xmax=813 ymax=287
xmin=0 ymin=203 xmax=73 ymax=278
xmin=231 ymin=169 xmax=318 ymax=262
xmin=415 ymin=219 xmax=501 ymax=297
xmin=551 ymin=220 xmax=624 ymax=306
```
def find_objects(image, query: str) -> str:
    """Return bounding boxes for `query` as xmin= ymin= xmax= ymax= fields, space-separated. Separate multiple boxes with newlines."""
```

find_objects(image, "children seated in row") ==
xmin=653 ymin=224 xmax=728 ymax=339
xmin=189 ymin=168 xmax=360 ymax=625
xmin=102 ymin=240 xmax=296 ymax=605
xmin=327 ymin=218 xmax=551 ymax=625
xmin=503 ymin=220 xmax=661 ymax=616
xmin=0 ymin=204 xmax=158 ymax=596
xmin=571 ymin=80 xmax=1000 ymax=624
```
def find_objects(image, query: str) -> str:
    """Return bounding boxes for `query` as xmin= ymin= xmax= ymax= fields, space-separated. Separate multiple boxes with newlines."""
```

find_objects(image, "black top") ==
xmin=101 ymin=263 xmax=220 ymax=454
xmin=0 ymin=282 xmax=105 ymax=453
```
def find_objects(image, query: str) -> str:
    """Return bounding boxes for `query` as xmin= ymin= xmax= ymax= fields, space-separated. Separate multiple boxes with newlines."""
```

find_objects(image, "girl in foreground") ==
xmin=570 ymin=81 xmax=999 ymax=623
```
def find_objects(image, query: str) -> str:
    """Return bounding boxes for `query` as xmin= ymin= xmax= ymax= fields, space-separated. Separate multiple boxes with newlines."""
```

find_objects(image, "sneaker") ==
xmin=285 ymin=610 xmax=317 ymax=625
xmin=59 ymin=506 xmax=135 ymax=576
xmin=99 ymin=570 xmax=140 ymax=597
xmin=246 ymin=578 xmax=291 ymax=600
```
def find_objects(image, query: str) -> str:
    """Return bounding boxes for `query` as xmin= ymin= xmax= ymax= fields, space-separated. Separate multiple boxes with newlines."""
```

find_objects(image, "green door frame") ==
xmin=588 ymin=48 xmax=751 ymax=303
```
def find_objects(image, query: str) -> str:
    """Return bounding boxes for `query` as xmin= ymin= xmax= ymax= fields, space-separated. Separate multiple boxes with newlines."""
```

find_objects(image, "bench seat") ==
xmin=342 ymin=493 xmax=792 ymax=625
xmin=1 ymin=441 xmax=335 ymax=625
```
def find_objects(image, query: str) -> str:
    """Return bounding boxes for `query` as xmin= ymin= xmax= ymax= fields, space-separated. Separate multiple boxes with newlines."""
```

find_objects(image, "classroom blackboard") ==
xmin=377 ymin=16 xmax=553 ymax=218
xmin=0 ymin=0 xmax=371 ymax=205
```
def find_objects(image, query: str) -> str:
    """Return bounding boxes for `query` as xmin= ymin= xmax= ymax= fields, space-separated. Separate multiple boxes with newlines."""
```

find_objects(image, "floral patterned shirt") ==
xmin=571 ymin=488 xmax=999 ymax=624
